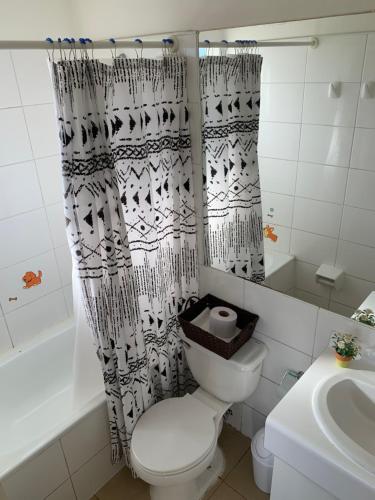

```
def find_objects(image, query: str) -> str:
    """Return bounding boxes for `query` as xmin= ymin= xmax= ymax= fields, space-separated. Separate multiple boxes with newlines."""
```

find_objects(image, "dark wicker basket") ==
xmin=178 ymin=294 xmax=259 ymax=359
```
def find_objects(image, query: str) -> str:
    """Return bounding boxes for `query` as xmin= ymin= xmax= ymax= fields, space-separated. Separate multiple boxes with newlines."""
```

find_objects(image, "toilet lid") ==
xmin=131 ymin=395 xmax=217 ymax=474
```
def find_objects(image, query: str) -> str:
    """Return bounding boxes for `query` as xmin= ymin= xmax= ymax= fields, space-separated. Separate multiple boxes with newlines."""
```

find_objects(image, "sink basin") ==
xmin=313 ymin=371 xmax=375 ymax=474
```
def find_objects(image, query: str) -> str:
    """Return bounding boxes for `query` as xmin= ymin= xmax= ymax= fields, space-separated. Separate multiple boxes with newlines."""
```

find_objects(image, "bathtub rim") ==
xmin=0 ymin=318 xmax=106 ymax=482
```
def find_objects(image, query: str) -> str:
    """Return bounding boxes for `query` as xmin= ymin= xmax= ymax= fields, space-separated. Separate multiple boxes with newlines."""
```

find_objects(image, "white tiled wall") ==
xmin=0 ymin=50 xmax=72 ymax=357
xmin=199 ymin=264 xmax=375 ymax=439
xmin=257 ymin=32 xmax=375 ymax=316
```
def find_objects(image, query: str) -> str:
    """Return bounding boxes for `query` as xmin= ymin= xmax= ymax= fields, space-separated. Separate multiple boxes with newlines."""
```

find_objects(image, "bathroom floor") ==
xmin=90 ymin=424 xmax=270 ymax=500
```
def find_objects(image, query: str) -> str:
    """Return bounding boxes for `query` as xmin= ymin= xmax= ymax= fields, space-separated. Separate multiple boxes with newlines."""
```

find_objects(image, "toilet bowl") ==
xmin=131 ymin=335 xmax=268 ymax=500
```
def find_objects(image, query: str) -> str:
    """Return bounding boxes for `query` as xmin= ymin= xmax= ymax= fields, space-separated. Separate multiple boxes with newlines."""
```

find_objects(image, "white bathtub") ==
xmin=264 ymin=250 xmax=295 ymax=292
xmin=0 ymin=319 xmax=106 ymax=491
xmin=265 ymin=250 xmax=294 ymax=278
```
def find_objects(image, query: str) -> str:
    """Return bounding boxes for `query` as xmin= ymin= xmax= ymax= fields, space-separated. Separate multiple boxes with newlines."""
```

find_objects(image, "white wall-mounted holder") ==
xmin=315 ymin=264 xmax=344 ymax=290
xmin=360 ymin=81 xmax=374 ymax=99
xmin=328 ymin=82 xmax=341 ymax=99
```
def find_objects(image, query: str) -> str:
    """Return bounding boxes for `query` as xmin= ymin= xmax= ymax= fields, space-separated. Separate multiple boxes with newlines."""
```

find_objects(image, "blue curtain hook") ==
xmin=134 ymin=38 xmax=143 ymax=59
xmin=45 ymin=37 xmax=54 ymax=62
xmin=85 ymin=38 xmax=94 ymax=59
xmin=109 ymin=38 xmax=117 ymax=59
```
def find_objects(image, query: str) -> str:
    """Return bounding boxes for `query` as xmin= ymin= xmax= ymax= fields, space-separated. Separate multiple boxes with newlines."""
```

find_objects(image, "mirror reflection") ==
xmin=200 ymin=14 xmax=375 ymax=323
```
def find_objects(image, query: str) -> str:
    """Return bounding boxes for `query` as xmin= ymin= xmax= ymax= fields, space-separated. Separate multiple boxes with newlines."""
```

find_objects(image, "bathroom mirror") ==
xmin=199 ymin=13 xmax=375 ymax=322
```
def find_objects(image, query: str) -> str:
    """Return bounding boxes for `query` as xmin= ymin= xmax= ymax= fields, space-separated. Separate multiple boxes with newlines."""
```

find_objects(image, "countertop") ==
xmin=265 ymin=350 xmax=375 ymax=500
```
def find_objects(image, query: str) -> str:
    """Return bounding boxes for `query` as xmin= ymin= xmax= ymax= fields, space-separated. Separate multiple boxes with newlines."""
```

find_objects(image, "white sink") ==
xmin=313 ymin=370 xmax=375 ymax=474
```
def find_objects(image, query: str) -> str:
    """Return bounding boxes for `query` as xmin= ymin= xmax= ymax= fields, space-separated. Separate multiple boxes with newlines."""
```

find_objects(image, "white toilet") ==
xmin=130 ymin=333 xmax=268 ymax=500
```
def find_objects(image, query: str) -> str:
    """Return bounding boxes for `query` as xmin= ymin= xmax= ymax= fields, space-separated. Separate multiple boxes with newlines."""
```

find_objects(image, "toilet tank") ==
xmin=182 ymin=336 xmax=268 ymax=403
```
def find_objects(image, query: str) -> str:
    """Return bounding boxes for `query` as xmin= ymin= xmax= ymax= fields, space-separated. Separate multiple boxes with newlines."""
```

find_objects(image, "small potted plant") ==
xmin=330 ymin=331 xmax=361 ymax=368
xmin=352 ymin=308 xmax=375 ymax=327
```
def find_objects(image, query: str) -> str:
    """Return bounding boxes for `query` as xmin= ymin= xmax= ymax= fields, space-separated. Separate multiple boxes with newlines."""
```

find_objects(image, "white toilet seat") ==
xmin=131 ymin=394 xmax=218 ymax=476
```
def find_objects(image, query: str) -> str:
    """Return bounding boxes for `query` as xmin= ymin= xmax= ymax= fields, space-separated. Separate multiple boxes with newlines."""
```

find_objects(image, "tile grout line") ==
xmin=329 ymin=33 xmax=369 ymax=312
xmin=290 ymin=45 xmax=308 ymax=256
xmin=9 ymin=52 xmax=69 ymax=314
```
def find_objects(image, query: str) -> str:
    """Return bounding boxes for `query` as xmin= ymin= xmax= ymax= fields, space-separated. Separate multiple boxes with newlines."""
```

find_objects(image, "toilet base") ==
xmin=149 ymin=447 xmax=225 ymax=500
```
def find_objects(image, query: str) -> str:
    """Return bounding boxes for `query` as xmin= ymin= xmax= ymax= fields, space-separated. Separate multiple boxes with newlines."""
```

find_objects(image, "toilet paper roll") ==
xmin=209 ymin=306 xmax=238 ymax=339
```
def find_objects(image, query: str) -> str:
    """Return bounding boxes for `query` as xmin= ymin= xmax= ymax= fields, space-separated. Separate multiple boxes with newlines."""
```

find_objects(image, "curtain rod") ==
xmin=199 ymin=38 xmax=318 ymax=48
xmin=0 ymin=37 xmax=318 ymax=51
xmin=0 ymin=37 xmax=179 ymax=51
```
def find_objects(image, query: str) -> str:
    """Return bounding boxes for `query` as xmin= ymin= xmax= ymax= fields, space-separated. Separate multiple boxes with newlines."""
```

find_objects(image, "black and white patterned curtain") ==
xmin=51 ymin=57 xmax=198 ymax=465
xmin=200 ymin=55 xmax=265 ymax=282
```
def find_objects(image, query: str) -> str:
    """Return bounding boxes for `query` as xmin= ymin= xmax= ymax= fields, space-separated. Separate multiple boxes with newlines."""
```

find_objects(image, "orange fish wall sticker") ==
xmin=22 ymin=270 xmax=43 ymax=289
xmin=264 ymin=225 xmax=278 ymax=242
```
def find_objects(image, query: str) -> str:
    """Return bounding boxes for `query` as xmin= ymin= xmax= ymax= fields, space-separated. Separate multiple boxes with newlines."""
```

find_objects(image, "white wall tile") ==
xmin=264 ymin=224 xmax=291 ymax=255
xmin=296 ymin=162 xmax=347 ymax=204
xmin=299 ymin=125 xmax=353 ymax=167
xmin=36 ymin=156 xmax=64 ymax=205
xmin=345 ymin=169 xmax=375 ymax=211
xmin=71 ymin=445 xmax=124 ymax=500
xmin=305 ymin=34 xmax=366 ymax=83
xmin=262 ymin=192 xmax=294 ymax=227
xmin=0 ymin=108 xmax=32 ymax=166
xmin=0 ymin=316 xmax=13 ymax=356
xmin=313 ymin=308 xmax=374 ymax=358
xmin=46 ymin=202 xmax=68 ymax=248
xmin=0 ymin=209 xmax=53 ymax=268
xmin=61 ymin=403 xmax=109 ymax=474
xmin=336 ymin=240 xmax=375 ymax=283
xmin=362 ymin=33 xmax=375 ymax=80
xmin=331 ymin=274 xmax=375 ymax=309
xmin=356 ymin=95 xmax=375 ymax=128
xmin=260 ymin=83 xmax=304 ymax=123
xmin=0 ymin=250 xmax=61 ymax=313
xmin=63 ymin=285 xmax=74 ymax=315
xmin=241 ymin=405 xmax=266 ymax=439
xmin=258 ymin=122 xmax=300 ymax=160
xmin=350 ymin=128 xmax=375 ymax=172
xmin=0 ymin=51 xmax=21 ymax=108
xmin=199 ymin=266 xmax=244 ymax=306
xmin=293 ymin=197 xmax=342 ymax=238
xmin=11 ymin=50 xmax=54 ymax=105
xmin=292 ymin=288 xmax=329 ymax=309
xmin=340 ymin=205 xmax=375 ymax=248
xmin=1 ymin=442 xmax=69 ymax=500
xmin=24 ymin=104 xmax=59 ymax=158
xmin=245 ymin=376 xmax=280 ymax=416
xmin=329 ymin=301 xmax=355 ymax=318
xmin=295 ymin=260 xmax=330 ymax=298
xmin=0 ymin=161 xmax=43 ymax=219
xmin=357 ymin=34 xmax=375 ymax=128
xmin=253 ymin=331 xmax=311 ymax=384
xmin=244 ymin=279 xmax=318 ymax=355
xmin=260 ymin=46 xmax=307 ymax=83
xmin=46 ymin=479 xmax=76 ymax=500
xmin=6 ymin=289 xmax=68 ymax=347
xmin=259 ymin=157 xmax=297 ymax=195
xmin=290 ymin=229 xmax=337 ymax=267
xmin=302 ymin=83 xmax=359 ymax=127
xmin=55 ymin=245 xmax=72 ymax=286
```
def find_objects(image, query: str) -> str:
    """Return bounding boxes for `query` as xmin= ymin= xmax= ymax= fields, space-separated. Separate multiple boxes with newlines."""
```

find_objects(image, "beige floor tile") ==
xmin=209 ymin=482 xmax=245 ymax=499
xmin=225 ymin=452 xmax=270 ymax=500
xmin=218 ymin=424 xmax=251 ymax=478
xmin=96 ymin=467 xmax=150 ymax=500
xmin=203 ymin=478 xmax=223 ymax=499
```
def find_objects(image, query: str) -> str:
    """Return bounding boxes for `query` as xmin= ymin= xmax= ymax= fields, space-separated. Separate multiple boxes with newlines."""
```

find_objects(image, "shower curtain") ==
xmin=200 ymin=55 xmax=265 ymax=283
xmin=51 ymin=57 xmax=198 ymax=465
